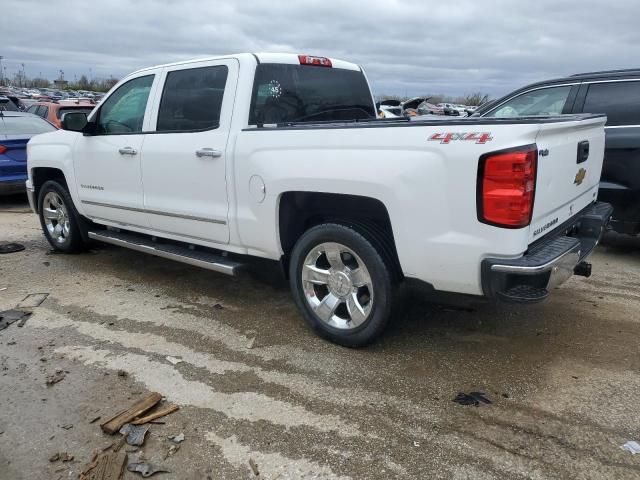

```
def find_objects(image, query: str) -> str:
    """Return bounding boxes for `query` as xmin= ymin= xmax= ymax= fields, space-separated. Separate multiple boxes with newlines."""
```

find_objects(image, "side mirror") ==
xmin=61 ymin=112 xmax=89 ymax=132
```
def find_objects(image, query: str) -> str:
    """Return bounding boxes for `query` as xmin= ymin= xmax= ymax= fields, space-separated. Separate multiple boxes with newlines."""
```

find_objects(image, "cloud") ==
xmin=3 ymin=0 xmax=640 ymax=97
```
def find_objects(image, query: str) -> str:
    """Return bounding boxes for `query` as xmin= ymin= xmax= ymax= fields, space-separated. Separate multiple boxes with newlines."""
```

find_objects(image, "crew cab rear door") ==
xmin=139 ymin=58 xmax=238 ymax=244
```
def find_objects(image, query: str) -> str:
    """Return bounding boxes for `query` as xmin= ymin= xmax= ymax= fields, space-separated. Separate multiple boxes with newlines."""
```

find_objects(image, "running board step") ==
xmin=88 ymin=230 xmax=243 ymax=276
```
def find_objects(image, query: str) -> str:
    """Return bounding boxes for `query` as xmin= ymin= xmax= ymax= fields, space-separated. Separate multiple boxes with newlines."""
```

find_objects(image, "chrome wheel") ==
xmin=301 ymin=242 xmax=374 ymax=330
xmin=42 ymin=191 xmax=71 ymax=245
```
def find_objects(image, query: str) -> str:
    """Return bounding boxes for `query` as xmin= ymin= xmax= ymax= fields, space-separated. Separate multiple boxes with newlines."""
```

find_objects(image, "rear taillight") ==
xmin=0 ymin=145 xmax=7 ymax=154
xmin=477 ymin=145 xmax=537 ymax=228
xmin=298 ymin=55 xmax=332 ymax=67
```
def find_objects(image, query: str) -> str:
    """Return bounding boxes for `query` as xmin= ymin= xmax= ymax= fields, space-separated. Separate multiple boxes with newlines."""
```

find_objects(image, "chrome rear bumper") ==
xmin=481 ymin=202 xmax=613 ymax=303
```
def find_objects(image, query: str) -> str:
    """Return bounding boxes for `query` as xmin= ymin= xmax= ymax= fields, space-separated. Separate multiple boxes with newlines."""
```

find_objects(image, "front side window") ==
xmin=157 ymin=66 xmax=228 ymax=132
xmin=249 ymin=64 xmax=375 ymax=124
xmin=582 ymin=81 xmax=640 ymax=126
xmin=486 ymin=86 xmax=572 ymax=117
xmin=96 ymin=75 xmax=154 ymax=134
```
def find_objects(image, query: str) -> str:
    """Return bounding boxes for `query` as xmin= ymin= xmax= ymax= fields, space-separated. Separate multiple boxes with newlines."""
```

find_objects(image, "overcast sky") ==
xmin=3 ymin=0 xmax=640 ymax=98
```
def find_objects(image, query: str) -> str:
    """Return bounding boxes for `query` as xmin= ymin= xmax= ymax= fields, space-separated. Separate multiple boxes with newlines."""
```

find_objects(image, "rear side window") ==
xmin=486 ymin=86 xmax=572 ymax=117
xmin=157 ymin=66 xmax=228 ymax=132
xmin=37 ymin=106 xmax=49 ymax=118
xmin=0 ymin=98 xmax=19 ymax=112
xmin=582 ymin=81 xmax=640 ymax=126
xmin=0 ymin=116 xmax=57 ymax=135
xmin=249 ymin=64 xmax=375 ymax=124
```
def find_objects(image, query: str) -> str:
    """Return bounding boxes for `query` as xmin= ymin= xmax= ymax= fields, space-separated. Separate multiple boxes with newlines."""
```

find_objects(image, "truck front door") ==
xmin=73 ymin=73 xmax=158 ymax=228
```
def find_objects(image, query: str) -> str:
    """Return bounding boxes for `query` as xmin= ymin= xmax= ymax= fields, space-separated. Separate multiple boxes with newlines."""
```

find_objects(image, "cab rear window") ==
xmin=249 ymin=64 xmax=375 ymax=125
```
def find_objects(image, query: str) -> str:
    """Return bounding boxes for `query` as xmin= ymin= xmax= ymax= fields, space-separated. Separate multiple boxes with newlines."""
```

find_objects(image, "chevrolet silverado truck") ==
xmin=26 ymin=53 xmax=612 ymax=346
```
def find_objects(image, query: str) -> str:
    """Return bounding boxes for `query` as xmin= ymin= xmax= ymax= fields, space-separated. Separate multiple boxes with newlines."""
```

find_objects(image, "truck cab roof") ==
xmin=131 ymin=53 xmax=361 ymax=76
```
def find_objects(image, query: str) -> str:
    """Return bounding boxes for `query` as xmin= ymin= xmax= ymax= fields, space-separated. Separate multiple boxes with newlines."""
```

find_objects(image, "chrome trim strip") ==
xmin=81 ymin=200 xmax=227 ymax=225
xmin=88 ymin=232 xmax=237 ymax=276
xmin=490 ymin=247 xmax=581 ymax=274
xmin=604 ymin=125 xmax=640 ymax=129
xmin=89 ymin=216 xmax=222 ymax=244
xmin=585 ymin=78 xmax=640 ymax=85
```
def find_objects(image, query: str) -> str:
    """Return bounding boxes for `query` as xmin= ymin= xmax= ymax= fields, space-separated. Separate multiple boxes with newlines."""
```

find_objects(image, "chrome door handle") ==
xmin=118 ymin=147 xmax=137 ymax=155
xmin=196 ymin=148 xmax=222 ymax=158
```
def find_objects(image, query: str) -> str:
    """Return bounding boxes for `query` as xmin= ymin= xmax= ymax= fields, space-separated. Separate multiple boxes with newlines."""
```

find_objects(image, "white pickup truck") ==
xmin=26 ymin=53 xmax=612 ymax=346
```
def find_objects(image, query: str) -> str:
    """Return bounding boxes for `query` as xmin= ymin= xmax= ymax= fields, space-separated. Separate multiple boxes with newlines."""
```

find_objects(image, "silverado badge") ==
xmin=574 ymin=168 xmax=587 ymax=186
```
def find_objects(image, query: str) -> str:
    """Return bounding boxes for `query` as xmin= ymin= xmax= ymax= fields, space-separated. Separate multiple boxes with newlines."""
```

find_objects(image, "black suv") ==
xmin=475 ymin=69 xmax=640 ymax=235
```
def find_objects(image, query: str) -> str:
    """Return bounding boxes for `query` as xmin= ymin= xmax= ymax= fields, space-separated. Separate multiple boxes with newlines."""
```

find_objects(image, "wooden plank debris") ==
xmin=100 ymin=392 xmax=162 ymax=435
xmin=131 ymin=404 xmax=179 ymax=425
xmin=79 ymin=450 xmax=127 ymax=480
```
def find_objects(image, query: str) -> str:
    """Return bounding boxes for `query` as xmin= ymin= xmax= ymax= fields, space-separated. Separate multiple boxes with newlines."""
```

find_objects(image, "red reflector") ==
xmin=0 ymin=145 xmax=7 ymax=154
xmin=478 ymin=146 xmax=537 ymax=228
xmin=298 ymin=55 xmax=332 ymax=67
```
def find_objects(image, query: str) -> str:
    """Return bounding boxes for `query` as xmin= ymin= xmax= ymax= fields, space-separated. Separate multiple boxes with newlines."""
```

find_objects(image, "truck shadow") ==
xmin=0 ymin=193 xmax=30 ymax=212
xmin=599 ymin=231 xmax=640 ymax=255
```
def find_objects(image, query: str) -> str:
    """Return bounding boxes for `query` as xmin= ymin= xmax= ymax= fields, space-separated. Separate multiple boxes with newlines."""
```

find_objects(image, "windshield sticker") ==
xmin=267 ymin=80 xmax=282 ymax=98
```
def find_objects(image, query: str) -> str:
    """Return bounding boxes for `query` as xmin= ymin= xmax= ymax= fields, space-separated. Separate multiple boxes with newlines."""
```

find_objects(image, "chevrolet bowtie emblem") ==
xmin=574 ymin=168 xmax=586 ymax=186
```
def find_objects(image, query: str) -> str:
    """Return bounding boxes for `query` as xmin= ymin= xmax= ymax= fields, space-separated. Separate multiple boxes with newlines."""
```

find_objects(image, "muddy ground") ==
xmin=0 ymin=193 xmax=639 ymax=480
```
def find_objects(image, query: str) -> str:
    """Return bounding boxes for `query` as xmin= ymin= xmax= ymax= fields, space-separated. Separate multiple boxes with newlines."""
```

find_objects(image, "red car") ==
xmin=26 ymin=100 xmax=95 ymax=129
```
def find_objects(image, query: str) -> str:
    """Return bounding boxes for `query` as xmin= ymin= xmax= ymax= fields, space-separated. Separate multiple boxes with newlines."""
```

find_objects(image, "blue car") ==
xmin=0 ymin=111 xmax=57 ymax=195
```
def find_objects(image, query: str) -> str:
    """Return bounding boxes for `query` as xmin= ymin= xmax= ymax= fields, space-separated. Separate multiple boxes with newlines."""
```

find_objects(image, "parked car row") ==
xmin=0 ymin=86 xmax=104 ymax=111
xmin=377 ymin=97 xmax=481 ymax=119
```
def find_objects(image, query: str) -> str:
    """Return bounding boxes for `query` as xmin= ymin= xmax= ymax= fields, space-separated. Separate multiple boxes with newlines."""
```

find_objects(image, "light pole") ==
xmin=21 ymin=63 xmax=25 ymax=87
xmin=0 ymin=56 xmax=3 ymax=86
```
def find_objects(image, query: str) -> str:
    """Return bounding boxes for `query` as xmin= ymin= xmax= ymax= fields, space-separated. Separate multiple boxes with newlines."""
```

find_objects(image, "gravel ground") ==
xmin=0 ymin=193 xmax=639 ymax=480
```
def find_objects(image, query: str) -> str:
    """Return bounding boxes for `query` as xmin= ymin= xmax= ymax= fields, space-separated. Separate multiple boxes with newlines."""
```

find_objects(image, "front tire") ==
xmin=38 ymin=180 xmax=85 ymax=253
xmin=289 ymin=223 xmax=395 ymax=347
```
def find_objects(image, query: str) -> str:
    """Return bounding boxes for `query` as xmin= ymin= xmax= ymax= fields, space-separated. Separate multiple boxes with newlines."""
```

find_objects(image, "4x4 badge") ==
xmin=574 ymin=168 xmax=586 ymax=186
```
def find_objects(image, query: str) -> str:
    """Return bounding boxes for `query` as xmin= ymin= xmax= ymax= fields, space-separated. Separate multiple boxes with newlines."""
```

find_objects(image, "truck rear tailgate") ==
xmin=529 ymin=115 xmax=607 ymax=243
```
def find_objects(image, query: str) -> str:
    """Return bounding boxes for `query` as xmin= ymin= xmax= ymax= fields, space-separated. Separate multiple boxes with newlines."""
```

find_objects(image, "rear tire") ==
xmin=289 ymin=223 xmax=395 ymax=347
xmin=38 ymin=180 xmax=85 ymax=253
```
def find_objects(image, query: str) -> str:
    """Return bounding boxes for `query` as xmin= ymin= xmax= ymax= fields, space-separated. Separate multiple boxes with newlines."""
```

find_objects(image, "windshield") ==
xmin=249 ymin=63 xmax=375 ymax=124
xmin=0 ymin=115 xmax=57 ymax=135
xmin=485 ymin=86 xmax=572 ymax=117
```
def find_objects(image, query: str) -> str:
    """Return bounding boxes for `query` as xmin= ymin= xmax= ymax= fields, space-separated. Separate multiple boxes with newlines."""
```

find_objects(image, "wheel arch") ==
xmin=31 ymin=167 xmax=67 ymax=213
xmin=278 ymin=191 xmax=403 ymax=280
